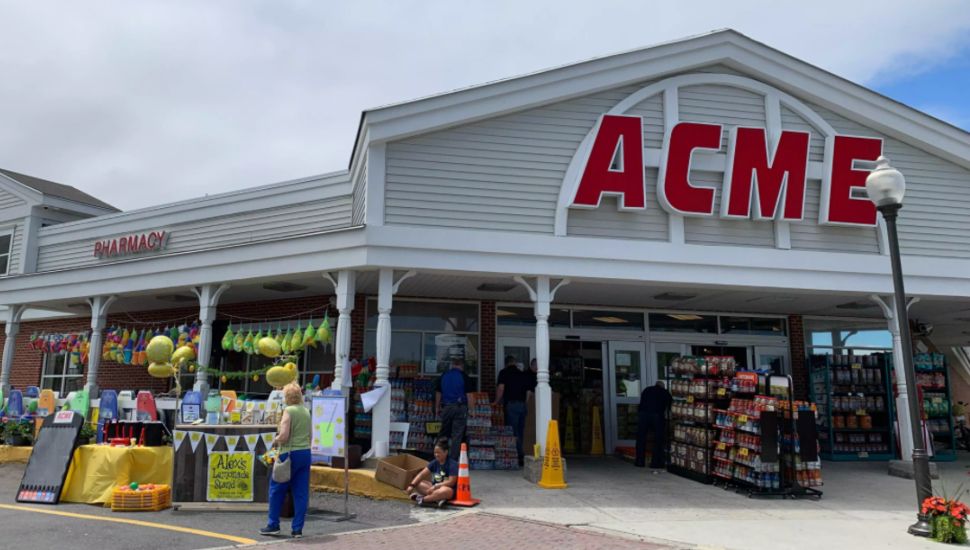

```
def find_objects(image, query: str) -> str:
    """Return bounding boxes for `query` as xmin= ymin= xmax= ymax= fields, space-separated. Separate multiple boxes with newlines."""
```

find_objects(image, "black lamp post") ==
xmin=865 ymin=156 xmax=933 ymax=537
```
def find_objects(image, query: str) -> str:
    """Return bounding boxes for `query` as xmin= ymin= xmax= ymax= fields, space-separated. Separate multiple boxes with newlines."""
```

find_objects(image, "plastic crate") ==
xmin=111 ymin=484 xmax=171 ymax=512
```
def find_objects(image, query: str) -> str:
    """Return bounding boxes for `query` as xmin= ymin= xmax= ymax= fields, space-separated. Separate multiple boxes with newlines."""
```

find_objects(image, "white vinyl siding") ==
xmin=684 ymin=170 xmax=776 ymax=247
xmin=568 ymin=168 xmax=668 ymax=241
xmin=352 ymin=153 xmax=367 ymax=226
xmin=34 ymin=175 xmax=352 ymax=272
xmin=384 ymin=82 xmax=650 ymax=233
xmin=0 ymin=188 xmax=27 ymax=210
xmin=809 ymin=103 xmax=970 ymax=258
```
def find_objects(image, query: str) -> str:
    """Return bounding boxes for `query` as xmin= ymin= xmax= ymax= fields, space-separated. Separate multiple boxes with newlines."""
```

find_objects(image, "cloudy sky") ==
xmin=0 ymin=1 xmax=968 ymax=211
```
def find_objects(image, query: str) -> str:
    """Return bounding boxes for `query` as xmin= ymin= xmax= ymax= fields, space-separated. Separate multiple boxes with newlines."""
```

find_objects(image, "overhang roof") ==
xmin=0 ymin=168 xmax=119 ymax=212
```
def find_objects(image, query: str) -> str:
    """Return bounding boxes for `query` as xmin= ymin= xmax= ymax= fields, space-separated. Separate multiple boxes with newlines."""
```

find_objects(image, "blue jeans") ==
xmin=505 ymin=401 xmax=527 ymax=460
xmin=267 ymin=448 xmax=311 ymax=532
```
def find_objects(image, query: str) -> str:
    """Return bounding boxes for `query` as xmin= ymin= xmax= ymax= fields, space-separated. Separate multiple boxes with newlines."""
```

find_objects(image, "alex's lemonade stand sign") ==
xmin=207 ymin=452 xmax=254 ymax=502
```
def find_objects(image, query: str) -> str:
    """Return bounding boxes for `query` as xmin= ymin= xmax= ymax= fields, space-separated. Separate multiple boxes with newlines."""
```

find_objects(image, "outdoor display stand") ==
xmin=171 ymin=424 xmax=277 ymax=509
xmin=809 ymin=353 xmax=895 ymax=461
xmin=667 ymin=356 xmax=737 ymax=483
xmin=712 ymin=375 xmax=823 ymax=499
xmin=912 ymin=352 xmax=956 ymax=461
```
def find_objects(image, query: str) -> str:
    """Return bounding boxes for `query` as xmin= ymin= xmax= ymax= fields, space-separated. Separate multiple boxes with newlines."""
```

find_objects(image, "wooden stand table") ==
xmin=172 ymin=424 xmax=276 ymax=510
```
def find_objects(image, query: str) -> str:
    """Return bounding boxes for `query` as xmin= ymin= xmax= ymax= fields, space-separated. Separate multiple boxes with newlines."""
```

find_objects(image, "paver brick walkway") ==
xmin=259 ymin=511 xmax=676 ymax=549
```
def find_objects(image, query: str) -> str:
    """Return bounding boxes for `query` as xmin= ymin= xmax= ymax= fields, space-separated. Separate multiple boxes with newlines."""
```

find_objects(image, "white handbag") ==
xmin=272 ymin=446 xmax=291 ymax=483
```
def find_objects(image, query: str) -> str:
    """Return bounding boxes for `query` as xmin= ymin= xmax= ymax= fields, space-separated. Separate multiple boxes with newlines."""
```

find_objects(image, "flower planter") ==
xmin=4 ymin=434 xmax=30 ymax=447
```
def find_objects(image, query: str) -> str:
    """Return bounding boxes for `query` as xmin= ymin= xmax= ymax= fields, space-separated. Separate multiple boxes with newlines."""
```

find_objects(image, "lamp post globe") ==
xmin=865 ymin=156 xmax=932 ymax=537
xmin=866 ymin=156 xmax=906 ymax=207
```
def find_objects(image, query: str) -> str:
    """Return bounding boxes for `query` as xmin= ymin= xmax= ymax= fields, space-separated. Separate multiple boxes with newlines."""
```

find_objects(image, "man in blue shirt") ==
xmin=435 ymin=358 xmax=473 ymax=462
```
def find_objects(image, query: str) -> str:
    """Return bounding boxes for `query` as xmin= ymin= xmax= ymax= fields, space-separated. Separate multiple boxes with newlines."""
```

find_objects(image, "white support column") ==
xmin=372 ymin=268 xmax=416 ymax=457
xmin=324 ymin=271 xmax=356 ymax=390
xmin=871 ymin=294 xmax=920 ymax=462
xmin=1 ymin=305 xmax=28 ymax=397
xmin=515 ymin=276 xmax=569 ymax=455
xmin=191 ymin=284 xmax=230 ymax=395
xmin=84 ymin=295 xmax=118 ymax=398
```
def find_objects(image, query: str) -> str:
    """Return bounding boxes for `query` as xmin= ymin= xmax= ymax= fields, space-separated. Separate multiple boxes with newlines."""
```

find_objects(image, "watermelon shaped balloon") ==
xmin=303 ymin=323 xmax=316 ymax=348
xmin=318 ymin=313 xmax=332 ymax=345
xmin=281 ymin=328 xmax=293 ymax=354
xmin=222 ymin=325 xmax=234 ymax=351
xmin=275 ymin=329 xmax=285 ymax=347
xmin=233 ymin=330 xmax=245 ymax=353
xmin=290 ymin=326 xmax=302 ymax=352
xmin=243 ymin=330 xmax=255 ymax=355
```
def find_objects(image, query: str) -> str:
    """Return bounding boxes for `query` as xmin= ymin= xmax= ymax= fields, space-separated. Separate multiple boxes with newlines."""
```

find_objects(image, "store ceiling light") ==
xmin=262 ymin=282 xmax=308 ymax=293
xmin=156 ymin=294 xmax=196 ymax=303
xmin=667 ymin=314 xmax=703 ymax=321
xmin=66 ymin=302 xmax=88 ymax=309
xmin=835 ymin=301 xmax=878 ymax=310
xmin=477 ymin=283 xmax=517 ymax=292
xmin=654 ymin=292 xmax=697 ymax=301
xmin=496 ymin=309 xmax=518 ymax=317
xmin=593 ymin=316 xmax=629 ymax=324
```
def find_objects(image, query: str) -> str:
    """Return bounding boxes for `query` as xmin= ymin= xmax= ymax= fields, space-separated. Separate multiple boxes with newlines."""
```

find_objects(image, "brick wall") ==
xmin=1 ymin=295 xmax=335 ymax=393
xmin=480 ymin=301 xmax=496 ymax=398
xmin=350 ymin=293 xmax=366 ymax=362
xmin=789 ymin=315 xmax=808 ymax=400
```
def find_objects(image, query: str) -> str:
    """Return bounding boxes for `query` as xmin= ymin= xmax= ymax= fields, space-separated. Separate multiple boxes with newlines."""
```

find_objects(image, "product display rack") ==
xmin=913 ymin=353 xmax=956 ymax=462
xmin=809 ymin=353 xmax=895 ymax=461
xmin=667 ymin=356 xmax=737 ymax=484
xmin=714 ymin=374 xmax=823 ymax=499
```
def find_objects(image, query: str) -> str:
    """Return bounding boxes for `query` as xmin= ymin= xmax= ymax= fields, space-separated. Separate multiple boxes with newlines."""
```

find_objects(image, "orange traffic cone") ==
xmin=448 ymin=443 xmax=480 ymax=507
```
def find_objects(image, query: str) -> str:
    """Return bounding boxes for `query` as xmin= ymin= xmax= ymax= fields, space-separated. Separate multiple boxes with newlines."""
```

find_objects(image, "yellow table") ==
xmin=61 ymin=445 xmax=172 ymax=504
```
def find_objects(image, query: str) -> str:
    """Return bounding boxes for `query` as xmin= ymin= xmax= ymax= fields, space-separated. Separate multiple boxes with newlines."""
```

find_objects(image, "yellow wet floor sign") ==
xmin=538 ymin=419 xmax=567 ymax=489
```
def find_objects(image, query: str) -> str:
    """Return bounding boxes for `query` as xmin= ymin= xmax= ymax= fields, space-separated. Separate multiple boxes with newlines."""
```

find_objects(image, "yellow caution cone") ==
xmin=538 ymin=419 xmax=567 ymax=489
xmin=590 ymin=406 xmax=604 ymax=455
xmin=564 ymin=406 xmax=576 ymax=454
xmin=448 ymin=443 xmax=480 ymax=506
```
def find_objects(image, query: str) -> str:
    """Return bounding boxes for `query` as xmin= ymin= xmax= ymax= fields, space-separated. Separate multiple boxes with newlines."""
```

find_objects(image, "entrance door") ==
xmin=607 ymin=341 xmax=647 ymax=451
xmin=496 ymin=337 xmax=535 ymax=377
xmin=755 ymin=346 xmax=790 ymax=376
xmin=651 ymin=342 xmax=686 ymax=385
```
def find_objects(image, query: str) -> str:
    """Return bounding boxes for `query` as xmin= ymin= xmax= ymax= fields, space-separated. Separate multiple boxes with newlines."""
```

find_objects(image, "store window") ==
xmin=365 ymin=300 xmax=480 ymax=379
xmin=0 ymin=229 xmax=12 ymax=276
xmin=805 ymin=319 xmax=891 ymax=356
xmin=649 ymin=313 xmax=717 ymax=333
xmin=211 ymin=320 xmax=336 ymax=395
xmin=720 ymin=316 xmax=787 ymax=336
xmin=572 ymin=310 xmax=645 ymax=331
xmin=496 ymin=306 xmax=570 ymax=327
xmin=41 ymin=353 xmax=84 ymax=396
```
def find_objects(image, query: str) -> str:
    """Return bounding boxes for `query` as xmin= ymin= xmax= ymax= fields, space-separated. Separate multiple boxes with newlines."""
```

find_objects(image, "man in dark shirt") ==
xmin=435 ymin=358 xmax=473 ymax=462
xmin=493 ymin=355 xmax=531 ymax=465
xmin=635 ymin=381 xmax=672 ymax=469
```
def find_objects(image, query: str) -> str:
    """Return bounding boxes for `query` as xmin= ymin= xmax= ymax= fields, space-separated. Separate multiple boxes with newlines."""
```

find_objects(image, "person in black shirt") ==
xmin=494 ymin=355 xmax=531 ymax=466
xmin=635 ymin=381 xmax=672 ymax=469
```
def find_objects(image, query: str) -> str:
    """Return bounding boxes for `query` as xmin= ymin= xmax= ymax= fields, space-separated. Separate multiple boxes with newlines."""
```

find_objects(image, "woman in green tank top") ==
xmin=261 ymin=383 xmax=312 ymax=538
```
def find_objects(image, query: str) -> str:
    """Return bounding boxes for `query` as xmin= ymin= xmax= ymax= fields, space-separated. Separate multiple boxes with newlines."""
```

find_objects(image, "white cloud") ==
xmin=0 ymin=0 xmax=968 ymax=210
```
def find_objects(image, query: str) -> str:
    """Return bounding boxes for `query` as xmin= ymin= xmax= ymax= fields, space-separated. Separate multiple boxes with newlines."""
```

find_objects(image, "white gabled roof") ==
xmin=351 ymin=29 xmax=970 ymax=171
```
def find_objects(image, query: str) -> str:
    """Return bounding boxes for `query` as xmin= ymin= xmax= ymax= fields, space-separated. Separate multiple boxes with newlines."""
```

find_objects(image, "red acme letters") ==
xmin=572 ymin=115 xmax=881 ymax=226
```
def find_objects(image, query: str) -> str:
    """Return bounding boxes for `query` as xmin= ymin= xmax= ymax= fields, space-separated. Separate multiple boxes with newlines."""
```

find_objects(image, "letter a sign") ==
xmin=572 ymin=115 xmax=645 ymax=210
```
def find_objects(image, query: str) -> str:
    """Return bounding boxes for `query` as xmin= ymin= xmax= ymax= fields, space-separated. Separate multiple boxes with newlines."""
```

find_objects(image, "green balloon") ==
xmin=129 ymin=482 xmax=139 ymax=490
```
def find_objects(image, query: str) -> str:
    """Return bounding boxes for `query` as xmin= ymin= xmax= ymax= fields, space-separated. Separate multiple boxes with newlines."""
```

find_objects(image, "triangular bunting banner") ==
xmin=260 ymin=432 xmax=275 ymax=450
xmin=173 ymin=430 xmax=187 ymax=451
xmin=188 ymin=431 xmax=203 ymax=453
xmin=204 ymin=433 xmax=222 ymax=454
xmin=244 ymin=434 xmax=259 ymax=451
xmin=225 ymin=435 xmax=240 ymax=451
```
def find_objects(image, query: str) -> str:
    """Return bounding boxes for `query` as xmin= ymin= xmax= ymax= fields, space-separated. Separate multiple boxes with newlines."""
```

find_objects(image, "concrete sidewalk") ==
xmin=426 ymin=456 xmax=970 ymax=550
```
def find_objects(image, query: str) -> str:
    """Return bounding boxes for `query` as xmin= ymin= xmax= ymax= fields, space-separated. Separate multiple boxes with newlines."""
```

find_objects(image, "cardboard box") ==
xmin=375 ymin=453 xmax=427 ymax=490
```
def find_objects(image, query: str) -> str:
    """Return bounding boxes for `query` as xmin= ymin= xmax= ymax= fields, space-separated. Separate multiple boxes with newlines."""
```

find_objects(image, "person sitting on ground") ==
xmin=405 ymin=438 xmax=458 ymax=508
